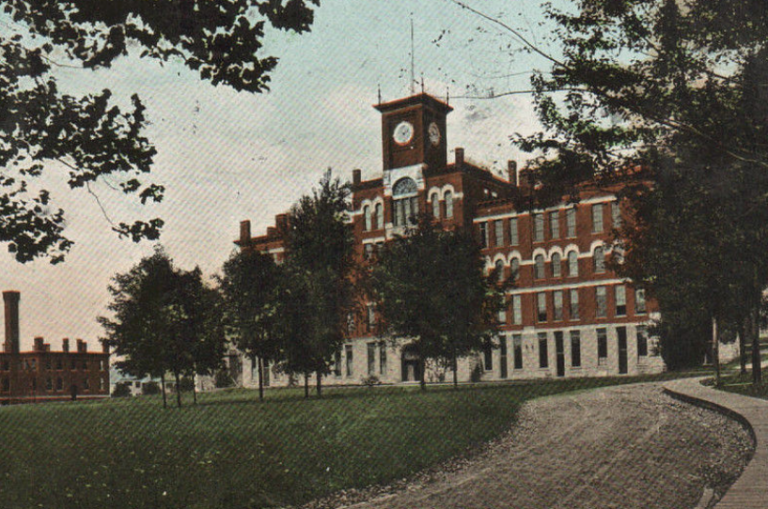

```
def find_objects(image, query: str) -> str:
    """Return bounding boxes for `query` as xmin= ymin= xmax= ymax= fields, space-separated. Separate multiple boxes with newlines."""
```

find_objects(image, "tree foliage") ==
xmin=371 ymin=217 xmax=503 ymax=388
xmin=100 ymin=248 xmax=225 ymax=407
xmin=506 ymin=0 xmax=768 ymax=373
xmin=277 ymin=172 xmax=354 ymax=396
xmin=0 ymin=0 xmax=319 ymax=262
xmin=218 ymin=248 xmax=283 ymax=400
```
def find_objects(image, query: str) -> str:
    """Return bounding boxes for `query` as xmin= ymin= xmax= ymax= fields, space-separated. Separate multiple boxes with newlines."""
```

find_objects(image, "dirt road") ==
xmin=311 ymin=383 xmax=753 ymax=509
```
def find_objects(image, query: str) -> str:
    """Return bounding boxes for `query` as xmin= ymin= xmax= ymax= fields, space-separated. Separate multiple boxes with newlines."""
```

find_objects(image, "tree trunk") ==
xmin=738 ymin=320 xmax=747 ymax=375
xmin=304 ymin=372 xmax=309 ymax=398
xmin=752 ymin=305 xmax=762 ymax=385
xmin=192 ymin=376 xmax=197 ymax=405
xmin=316 ymin=370 xmax=322 ymax=397
xmin=452 ymin=351 xmax=458 ymax=389
xmin=419 ymin=357 xmax=426 ymax=391
xmin=257 ymin=356 xmax=265 ymax=402
xmin=174 ymin=370 xmax=182 ymax=408
xmin=161 ymin=374 xmax=167 ymax=409
xmin=712 ymin=317 xmax=720 ymax=387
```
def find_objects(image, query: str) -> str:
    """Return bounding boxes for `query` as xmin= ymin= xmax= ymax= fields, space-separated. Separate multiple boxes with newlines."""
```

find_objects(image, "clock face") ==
xmin=393 ymin=121 xmax=414 ymax=146
xmin=428 ymin=122 xmax=441 ymax=146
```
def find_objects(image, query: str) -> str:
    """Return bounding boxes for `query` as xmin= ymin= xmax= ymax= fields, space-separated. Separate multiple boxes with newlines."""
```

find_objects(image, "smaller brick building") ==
xmin=0 ymin=291 xmax=109 ymax=404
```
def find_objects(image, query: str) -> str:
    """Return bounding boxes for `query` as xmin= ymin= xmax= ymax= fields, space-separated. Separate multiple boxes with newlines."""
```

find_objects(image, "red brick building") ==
xmin=0 ymin=291 xmax=109 ymax=403
xmin=235 ymin=92 xmax=664 ymax=387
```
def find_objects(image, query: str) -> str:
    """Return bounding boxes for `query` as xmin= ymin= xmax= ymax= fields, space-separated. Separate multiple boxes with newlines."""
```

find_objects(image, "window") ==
xmin=592 ymin=203 xmax=604 ymax=233
xmin=635 ymin=288 xmax=646 ymax=314
xmin=100 ymin=378 xmax=105 ymax=391
xmin=569 ymin=289 xmax=580 ymax=320
xmin=30 ymin=378 xmax=37 ymax=391
xmin=534 ymin=254 xmax=545 ymax=280
xmin=71 ymin=359 xmax=76 ymax=370
xmin=345 ymin=345 xmax=353 ymax=377
xmin=82 ymin=360 xmax=88 ymax=370
xmin=538 ymin=333 xmax=549 ymax=368
xmin=479 ymin=222 xmax=489 ymax=248
xmin=597 ymin=328 xmax=608 ymax=365
xmin=56 ymin=377 xmax=63 ymax=391
xmin=553 ymin=291 xmax=564 ymax=321
xmin=567 ymin=251 xmax=579 ymax=277
xmin=363 ymin=205 xmax=372 ymax=231
xmin=379 ymin=341 xmax=387 ymax=375
xmin=483 ymin=342 xmax=493 ymax=371
xmin=495 ymin=260 xmax=505 ymax=283
xmin=366 ymin=303 xmax=376 ymax=331
xmin=637 ymin=326 xmax=648 ymax=358
xmin=566 ymin=207 xmax=576 ymax=237
xmin=612 ymin=201 xmax=621 ymax=229
xmin=510 ymin=258 xmax=520 ymax=282
xmin=45 ymin=358 xmax=51 ymax=370
xmin=392 ymin=178 xmax=418 ymax=226
xmin=512 ymin=295 xmax=522 ymax=325
xmin=533 ymin=213 xmax=544 ymax=242
xmin=551 ymin=253 xmax=562 ymax=278
xmin=494 ymin=220 xmax=504 ymax=247
xmin=550 ymin=210 xmax=560 ymax=239
xmin=615 ymin=286 xmax=627 ymax=316
xmin=333 ymin=351 xmax=342 ymax=377
xmin=509 ymin=217 xmax=519 ymax=245
xmin=596 ymin=286 xmax=607 ymax=318
xmin=499 ymin=337 xmax=508 ymax=379
xmin=570 ymin=331 xmax=581 ymax=367
xmin=497 ymin=297 xmax=507 ymax=323
xmin=445 ymin=191 xmax=454 ymax=218
xmin=513 ymin=334 xmax=523 ymax=369
xmin=431 ymin=193 xmax=440 ymax=218
xmin=375 ymin=203 xmax=383 ymax=229
xmin=83 ymin=378 xmax=90 ymax=391
xmin=2 ymin=378 xmax=8 ymax=392
xmin=45 ymin=377 xmax=52 ymax=391
xmin=56 ymin=358 xmax=62 ymax=370
xmin=537 ymin=292 xmax=547 ymax=322
xmin=593 ymin=246 xmax=605 ymax=274
xmin=367 ymin=343 xmax=376 ymax=376
xmin=364 ymin=243 xmax=375 ymax=260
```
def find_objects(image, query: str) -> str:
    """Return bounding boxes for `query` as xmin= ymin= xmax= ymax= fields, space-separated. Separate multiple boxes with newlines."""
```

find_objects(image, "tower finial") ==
xmin=421 ymin=75 xmax=425 ymax=94
xmin=377 ymin=84 xmax=382 ymax=104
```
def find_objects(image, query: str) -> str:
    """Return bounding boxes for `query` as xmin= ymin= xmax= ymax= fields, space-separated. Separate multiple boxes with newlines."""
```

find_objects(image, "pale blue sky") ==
xmin=0 ymin=0 xmax=561 ymax=346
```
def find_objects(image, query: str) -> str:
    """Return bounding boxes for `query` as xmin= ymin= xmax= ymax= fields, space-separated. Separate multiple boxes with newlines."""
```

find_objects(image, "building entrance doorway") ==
xmin=401 ymin=345 xmax=421 ymax=382
xmin=554 ymin=331 xmax=565 ymax=377
xmin=617 ymin=327 xmax=628 ymax=374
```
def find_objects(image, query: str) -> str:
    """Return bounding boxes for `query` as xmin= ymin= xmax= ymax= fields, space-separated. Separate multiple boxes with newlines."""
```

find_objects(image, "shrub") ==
xmin=112 ymin=382 xmax=132 ymax=398
xmin=361 ymin=375 xmax=380 ymax=387
xmin=142 ymin=381 xmax=161 ymax=395
xmin=214 ymin=370 xmax=234 ymax=388
xmin=470 ymin=362 xmax=483 ymax=383
xmin=178 ymin=376 xmax=195 ymax=392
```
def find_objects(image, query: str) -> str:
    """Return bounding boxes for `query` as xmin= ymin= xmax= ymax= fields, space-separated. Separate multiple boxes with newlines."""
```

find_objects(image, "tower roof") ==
xmin=374 ymin=93 xmax=453 ymax=114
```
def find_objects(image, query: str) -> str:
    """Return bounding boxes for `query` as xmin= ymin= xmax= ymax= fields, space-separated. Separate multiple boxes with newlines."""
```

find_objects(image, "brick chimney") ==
xmin=239 ymin=220 xmax=251 ymax=244
xmin=519 ymin=169 xmax=535 ymax=194
xmin=508 ymin=160 xmax=518 ymax=186
xmin=101 ymin=340 xmax=109 ymax=354
xmin=34 ymin=337 xmax=44 ymax=352
xmin=62 ymin=338 xmax=69 ymax=353
xmin=3 ymin=291 xmax=20 ymax=354
xmin=76 ymin=339 xmax=87 ymax=353
xmin=455 ymin=147 xmax=465 ymax=167
xmin=352 ymin=169 xmax=362 ymax=186
xmin=275 ymin=214 xmax=288 ymax=234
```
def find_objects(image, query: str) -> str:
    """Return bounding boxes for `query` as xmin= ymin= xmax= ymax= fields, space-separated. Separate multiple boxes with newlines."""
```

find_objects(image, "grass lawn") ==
xmin=0 ymin=373 xmax=693 ymax=509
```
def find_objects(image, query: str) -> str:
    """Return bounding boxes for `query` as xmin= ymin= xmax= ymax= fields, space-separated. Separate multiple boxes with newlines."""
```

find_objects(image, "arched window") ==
xmin=374 ymin=203 xmax=383 ymax=229
xmin=430 ymin=193 xmax=440 ymax=219
xmin=495 ymin=260 xmax=504 ymax=283
xmin=444 ymin=191 xmax=454 ymax=218
xmin=534 ymin=254 xmax=545 ymax=280
xmin=567 ymin=251 xmax=579 ymax=277
xmin=392 ymin=178 xmax=419 ymax=226
xmin=363 ymin=205 xmax=372 ymax=231
xmin=510 ymin=258 xmax=520 ymax=282
xmin=593 ymin=246 xmax=605 ymax=273
xmin=551 ymin=253 xmax=562 ymax=278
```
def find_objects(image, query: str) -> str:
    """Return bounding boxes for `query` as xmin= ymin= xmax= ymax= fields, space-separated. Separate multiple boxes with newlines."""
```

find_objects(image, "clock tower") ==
xmin=374 ymin=93 xmax=453 ymax=171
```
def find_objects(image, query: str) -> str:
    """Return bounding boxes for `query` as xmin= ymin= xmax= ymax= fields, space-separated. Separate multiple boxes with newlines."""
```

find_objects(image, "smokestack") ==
xmin=3 ymin=291 xmax=20 ymax=354
xmin=352 ymin=169 xmax=362 ymax=186
xmin=239 ymin=220 xmax=251 ymax=244
xmin=62 ymin=338 xmax=69 ymax=353
xmin=455 ymin=147 xmax=464 ymax=167
xmin=508 ymin=160 xmax=518 ymax=186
